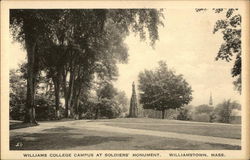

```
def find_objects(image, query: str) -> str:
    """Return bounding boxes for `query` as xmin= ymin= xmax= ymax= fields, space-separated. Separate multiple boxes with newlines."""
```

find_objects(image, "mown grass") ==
xmin=10 ymin=125 xmax=240 ymax=150
xmin=99 ymin=118 xmax=241 ymax=139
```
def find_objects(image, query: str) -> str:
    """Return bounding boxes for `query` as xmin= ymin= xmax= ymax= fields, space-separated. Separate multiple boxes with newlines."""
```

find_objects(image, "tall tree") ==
xmin=40 ymin=45 xmax=67 ymax=119
xmin=138 ymin=61 xmax=193 ymax=119
xmin=10 ymin=10 xmax=54 ymax=124
xmin=59 ymin=9 xmax=165 ymax=118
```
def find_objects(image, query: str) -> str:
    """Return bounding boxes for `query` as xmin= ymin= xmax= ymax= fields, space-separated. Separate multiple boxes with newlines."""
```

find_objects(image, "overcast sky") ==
xmin=114 ymin=9 xmax=241 ymax=106
xmin=10 ymin=9 xmax=241 ymax=106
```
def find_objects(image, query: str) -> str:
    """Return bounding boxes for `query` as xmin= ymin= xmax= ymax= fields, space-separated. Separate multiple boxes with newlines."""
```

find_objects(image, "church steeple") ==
xmin=209 ymin=92 xmax=213 ymax=106
xmin=129 ymin=82 xmax=138 ymax=117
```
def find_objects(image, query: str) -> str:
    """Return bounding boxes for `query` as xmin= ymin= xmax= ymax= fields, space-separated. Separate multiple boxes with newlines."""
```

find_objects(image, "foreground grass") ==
xmin=10 ymin=125 xmax=240 ymax=150
xmin=98 ymin=118 xmax=241 ymax=139
xmin=9 ymin=118 xmax=241 ymax=150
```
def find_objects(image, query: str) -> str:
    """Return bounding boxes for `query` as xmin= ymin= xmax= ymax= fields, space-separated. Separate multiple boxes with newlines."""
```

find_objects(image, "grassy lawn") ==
xmin=10 ymin=125 xmax=240 ymax=150
xmin=9 ymin=118 xmax=241 ymax=150
xmin=98 ymin=118 xmax=241 ymax=139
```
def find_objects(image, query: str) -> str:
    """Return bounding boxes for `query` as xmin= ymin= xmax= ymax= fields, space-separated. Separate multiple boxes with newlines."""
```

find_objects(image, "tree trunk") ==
xmin=53 ymin=76 xmax=60 ymax=120
xmin=73 ymin=98 xmax=80 ymax=120
xmin=62 ymin=71 xmax=68 ymax=118
xmin=67 ymin=70 xmax=75 ymax=118
xmin=73 ymin=84 xmax=82 ymax=120
xmin=73 ymin=97 xmax=80 ymax=120
xmin=64 ymin=94 xmax=69 ymax=118
xmin=161 ymin=109 xmax=165 ymax=119
xmin=95 ymin=107 xmax=99 ymax=119
xmin=63 ymin=70 xmax=74 ymax=118
xmin=23 ymin=38 xmax=37 ymax=124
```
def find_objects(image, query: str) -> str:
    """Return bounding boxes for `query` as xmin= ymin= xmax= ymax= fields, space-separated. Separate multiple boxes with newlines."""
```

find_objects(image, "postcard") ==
xmin=1 ymin=0 xmax=249 ymax=160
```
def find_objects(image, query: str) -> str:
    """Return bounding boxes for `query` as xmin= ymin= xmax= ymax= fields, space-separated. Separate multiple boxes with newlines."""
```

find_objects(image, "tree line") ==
xmin=175 ymin=100 xmax=241 ymax=124
xmin=10 ymin=69 xmax=129 ymax=121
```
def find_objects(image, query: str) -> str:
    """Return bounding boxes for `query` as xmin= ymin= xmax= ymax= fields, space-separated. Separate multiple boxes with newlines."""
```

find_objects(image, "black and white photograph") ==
xmin=1 ymin=1 xmax=249 ymax=160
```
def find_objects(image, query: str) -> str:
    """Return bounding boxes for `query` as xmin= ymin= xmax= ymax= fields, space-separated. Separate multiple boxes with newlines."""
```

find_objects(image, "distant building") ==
xmin=129 ymin=82 xmax=138 ymax=117
xmin=231 ymin=109 xmax=241 ymax=124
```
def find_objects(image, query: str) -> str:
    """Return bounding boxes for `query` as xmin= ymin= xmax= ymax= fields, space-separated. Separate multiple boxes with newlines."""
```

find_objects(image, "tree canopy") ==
xmin=196 ymin=8 xmax=241 ymax=93
xmin=138 ymin=61 xmax=193 ymax=119
xmin=213 ymin=8 xmax=241 ymax=93
xmin=10 ymin=9 xmax=164 ymax=123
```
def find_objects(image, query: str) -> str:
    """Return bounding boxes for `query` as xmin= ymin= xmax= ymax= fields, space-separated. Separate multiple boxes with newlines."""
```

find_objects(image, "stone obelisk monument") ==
xmin=209 ymin=92 xmax=213 ymax=106
xmin=129 ymin=82 xmax=138 ymax=117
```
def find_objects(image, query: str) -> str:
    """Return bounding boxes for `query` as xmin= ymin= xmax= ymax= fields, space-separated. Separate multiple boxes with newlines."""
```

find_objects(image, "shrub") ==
xmin=78 ymin=100 xmax=97 ymax=119
xmin=10 ymin=103 xmax=25 ymax=120
xmin=10 ymin=68 xmax=58 ymax=121
xmin=165 ymin=109 xmax=178 ymax=120
xmin=176 ymin=105 xmax=193 ymax=120
xmin=9 ymin=69 xmax=27 ymax=120
xmin=214 ymin=100 xmax=241 ymax=123
xmin=195 ymin=104 xmax=214 ymax=114
xmin=99 ymin=99 xmax=121 ymax=119
xmin=191 ymin=104 xmax=215 ymax=122
xmin=34 ymin=94 xmax=59 ymax=120
xmin=192 ymin=113 xmax=210 ymax=122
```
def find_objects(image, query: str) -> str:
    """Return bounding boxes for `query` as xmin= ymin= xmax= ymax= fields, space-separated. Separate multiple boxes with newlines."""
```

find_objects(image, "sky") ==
xmin=9 ymin=9 xmax=241 ymax=106
xmin=113 ymin=9 xmax=241 ymax=106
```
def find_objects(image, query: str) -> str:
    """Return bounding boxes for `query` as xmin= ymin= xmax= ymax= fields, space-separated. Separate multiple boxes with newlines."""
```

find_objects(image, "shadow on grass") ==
xmin=134 ymin=143 xmax=241 ymax=150
xmin=42 ymin=126 xmax=77 ymax=132
xmin=133 ymin=138 xmax=241 ymax=150
xmin=207 ymin=143 xmax=241 ymax=150
xmin=10 ymin=119 xmax=76 ymax=130
xmin=10 ymin=126 xmax=131 ymax=150
xmin=10 ymin=122 xmax=39 ymax=130
xmin=39 ymin=119 xmax=76 ymax=123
